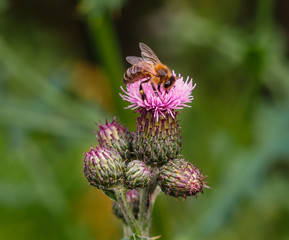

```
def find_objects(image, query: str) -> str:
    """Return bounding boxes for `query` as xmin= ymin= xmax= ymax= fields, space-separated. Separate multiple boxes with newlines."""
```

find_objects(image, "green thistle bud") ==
xmin=125 ymin=160 xmax=152 ymax=189
xmin=158 ymin=159 xmax=208 ymax=198
xmin=96 ymin=117 xmax=131 ymax=159
xmin=112 ymin=189 xmax=140 ymax=222
xmin=132 ymin=110 xmax=182 ymax=166
xmin=83 ymin=146 xmax=125 ymax=190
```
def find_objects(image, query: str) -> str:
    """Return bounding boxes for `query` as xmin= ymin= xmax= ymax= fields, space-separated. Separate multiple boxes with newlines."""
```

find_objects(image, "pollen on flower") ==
xmin=120 ymin=71 xmax=196 ymax=121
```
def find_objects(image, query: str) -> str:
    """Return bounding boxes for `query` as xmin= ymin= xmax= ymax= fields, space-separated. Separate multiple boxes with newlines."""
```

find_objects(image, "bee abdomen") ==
xmin=123 ymin=64 xmax=146 ymax=84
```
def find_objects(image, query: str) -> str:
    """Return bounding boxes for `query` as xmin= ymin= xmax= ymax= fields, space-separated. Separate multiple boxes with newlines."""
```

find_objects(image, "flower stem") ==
xmin=123 ymin=224 xmax=132 ymax=238
xmin=139 ymin=187 xmax=149 ymax=232
xmin=139 ymin=167 xmax=160 ymax=235
xmin=114 ymin=188 xmax=142 ymax=236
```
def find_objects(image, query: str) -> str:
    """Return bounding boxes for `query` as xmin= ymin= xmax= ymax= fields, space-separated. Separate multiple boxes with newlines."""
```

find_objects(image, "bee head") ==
xmin=156 ymin=68 xmax=168 ymax=79
xmin=163 ymin=75 xmax=176 ymax=90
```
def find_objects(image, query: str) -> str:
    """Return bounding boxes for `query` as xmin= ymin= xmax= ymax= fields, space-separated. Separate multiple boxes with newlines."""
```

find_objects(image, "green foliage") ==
xmin=1 ymin=0 xmax=289 ymax=239
xmin=78 ymin=0 xmax=126 ymax=17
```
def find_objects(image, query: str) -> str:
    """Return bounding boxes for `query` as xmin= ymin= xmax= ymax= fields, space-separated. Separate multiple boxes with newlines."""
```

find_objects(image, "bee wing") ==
xmin=126 ymin=56 xmax=144 ymax=65
xmin=139 ymin=42 xmax=161 ymax=64
xmin=126 ymin=55 xmax=155 ymax=75
xmin=141 ymin=62 xmax=155 ymax=75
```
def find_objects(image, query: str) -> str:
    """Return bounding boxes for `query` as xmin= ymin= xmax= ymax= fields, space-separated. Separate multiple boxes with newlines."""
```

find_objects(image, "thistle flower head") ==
xmin=96 ymin=118 xmax=131 ymax=159
xmin=132 ymin=111 xmax=182 ymax=166
xmin=83 ymin=146 xmax=125 ymax=190
xmin=120 ymin=72 xmax=196 ymax=121
xmin=158 ymin=158 xmax=208 ymax=198
xmin=125 ymin=160 xmax=152 ymax=189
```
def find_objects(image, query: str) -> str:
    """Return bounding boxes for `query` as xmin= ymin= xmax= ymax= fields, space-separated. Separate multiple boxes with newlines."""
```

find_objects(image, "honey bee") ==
xmin=123 ymin=42 xmax=176 ymax=100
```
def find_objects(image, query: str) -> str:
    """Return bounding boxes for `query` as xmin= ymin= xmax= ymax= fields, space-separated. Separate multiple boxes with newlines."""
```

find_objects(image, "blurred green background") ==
xmin=1 ymin=0 xmax=289 ymax=239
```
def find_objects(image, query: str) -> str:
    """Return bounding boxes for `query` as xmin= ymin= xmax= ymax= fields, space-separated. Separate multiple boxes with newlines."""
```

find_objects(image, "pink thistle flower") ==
xmin=120 ymin=71 xmax=196 ymax=121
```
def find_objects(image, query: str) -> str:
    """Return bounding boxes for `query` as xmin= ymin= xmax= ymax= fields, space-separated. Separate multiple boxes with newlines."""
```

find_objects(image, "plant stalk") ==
xmin=114 ymin=188 xmax=142 ymax=236
xmin=139 ymin=167 xmax=160 ymax=235
xmin=123 ymin=224 xmax=132 ymax=238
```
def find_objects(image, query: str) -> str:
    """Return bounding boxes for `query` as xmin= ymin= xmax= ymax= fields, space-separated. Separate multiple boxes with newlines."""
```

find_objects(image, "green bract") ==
xmin=132 ymin=110 xmax=182 ymax=166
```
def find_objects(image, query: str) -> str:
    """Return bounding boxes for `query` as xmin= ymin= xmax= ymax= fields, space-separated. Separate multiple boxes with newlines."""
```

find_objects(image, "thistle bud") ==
xmin=112 ymin=189 xmax=140 ymax=222
xmin=131 ymin=110 xmax=182 ymax=166
xmin=158 ymin=159 xmax=208 ymax=198
xmin=83 ymin=146 xmax=124 ymax=190
xmin=125 ymin=160 xmax=152 ymax=189
xmin=96 ymin=117 xmax=131 ymax=159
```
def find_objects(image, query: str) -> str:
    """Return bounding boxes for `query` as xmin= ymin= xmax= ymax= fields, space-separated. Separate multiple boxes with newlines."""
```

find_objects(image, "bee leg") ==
xmin=157 ymin=83 xmax=161 ymax=92
xmin=151 ymin=83 xmax=159 ymax=97
xmin=139 ymin=78 xmax=150 ymax=101
xmin=139 ymin=83 xmax=146 ymax=101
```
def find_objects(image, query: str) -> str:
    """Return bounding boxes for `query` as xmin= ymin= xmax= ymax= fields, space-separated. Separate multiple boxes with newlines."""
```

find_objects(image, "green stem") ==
xmin=139 ymin=187 xmax=149 ymax=231
xmin=147 ymin=187 xmax=161 ymax=227
xmin=123 ymin=224 xmax=132 ymax=238
xmin=139 ymin=168 xmax=160 ymax=236
xmin=114 ymin=188 xmax=142 ymax=236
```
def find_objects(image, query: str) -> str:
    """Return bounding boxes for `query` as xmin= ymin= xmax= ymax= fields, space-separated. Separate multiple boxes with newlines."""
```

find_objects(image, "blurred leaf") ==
xmin=78 ymin=0 xmax=126 ymax=17
xmin=0 ymin=0 xmax=9 ymax=13
xmin=0 ymin=97 xmax=91 ymax=138
xmin=0 ymin=36 xmax=104 ymax=126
